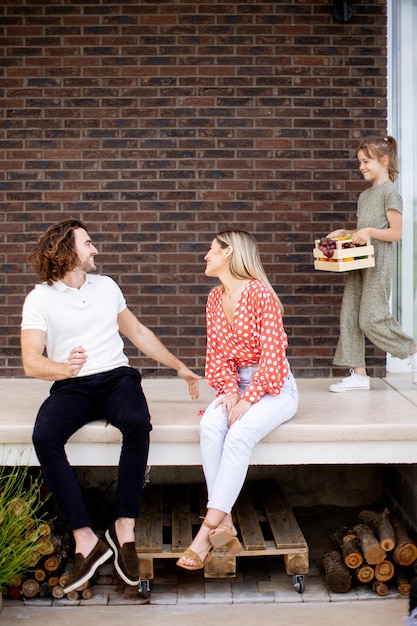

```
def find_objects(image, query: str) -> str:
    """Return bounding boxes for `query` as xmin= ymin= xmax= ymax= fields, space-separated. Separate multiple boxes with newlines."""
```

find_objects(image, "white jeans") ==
xmin=200 ymin=364 xmax=299 ymax=514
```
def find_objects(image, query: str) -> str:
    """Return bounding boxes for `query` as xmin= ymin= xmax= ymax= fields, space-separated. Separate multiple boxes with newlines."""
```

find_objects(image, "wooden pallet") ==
xmin=135 ymin=480 xmax=309 ymax=582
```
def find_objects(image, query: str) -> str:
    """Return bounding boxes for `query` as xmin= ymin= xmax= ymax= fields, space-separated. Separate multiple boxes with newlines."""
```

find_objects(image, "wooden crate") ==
xmin=135 ymin=480 xmax=309 ymax=585
xmin=313 ymin=239 xmax=375 ymax=272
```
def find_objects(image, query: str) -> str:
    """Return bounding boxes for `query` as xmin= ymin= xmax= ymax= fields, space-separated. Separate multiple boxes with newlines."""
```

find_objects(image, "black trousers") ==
xmin=32 ymin=367 xmax=151 ymax=531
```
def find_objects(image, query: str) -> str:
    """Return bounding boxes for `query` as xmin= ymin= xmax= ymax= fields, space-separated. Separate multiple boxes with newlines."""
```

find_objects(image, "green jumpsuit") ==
xmin=333 ymin=180 xmax=415 ymax=368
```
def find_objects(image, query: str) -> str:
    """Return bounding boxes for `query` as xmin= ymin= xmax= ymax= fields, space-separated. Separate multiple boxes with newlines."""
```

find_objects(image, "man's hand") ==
xmin=177 ymin=365 xmax=201 ymax=400
xmin=21 ymin=328 xmax=85 ymax=381
xmin=67 ymin=345 xmax=88 ymax=377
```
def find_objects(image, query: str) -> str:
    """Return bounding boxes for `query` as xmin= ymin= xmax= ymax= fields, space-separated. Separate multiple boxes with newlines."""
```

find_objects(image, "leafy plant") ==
xmin=0 ymin=466 xmax=50 ymax=592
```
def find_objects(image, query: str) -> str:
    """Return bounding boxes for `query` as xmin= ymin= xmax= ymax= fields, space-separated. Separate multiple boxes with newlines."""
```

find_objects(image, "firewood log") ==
xmin=58 ymin=560 xmax=74 ymax=588
xmin=7 ymin=586 xmax=22 ymax=600
xmin=43 ymin=553 xmax=64 ymax=572
xmin=341 ymin=535 xmax=363 ymax=569
xmin=391 ymin=516 xmax=417 ymax=566
xmin=352 ymin=523 xmax=386 ymax=564
xmin=332 ymin=527 xmax=356 ymax=546
xmin=49 ymin=533 xmax=63 ymax=550
xmin=319 ymin=551 xmax=352 ymax=593
xmin=332 ymin=527 xmax=363 ymax=569
xmin=34 ymin=568 xmax=46 ymax=582
xmin=21 ymin=578 xmax=40 ymax=598
xmin=372 ymin=580 xmax=389 ymax=596
xmin=38 ymin=582 xmax=52 ymax=598
xmin=358 ymin=508 xmax=396 ymax=551
xmin=81 ymin=587 xmax=94 ymax=600
xmin=35 ymin=536 xmax=55 ymax=556
xmin=51 ymin=585 xmax=65 ymax=599
xmin=397 ymin=572 xmax=411 ymax=595
xmin=355 ymin=563 xmax=374 ymax=584
xmin=26 ymin=551 xmax=42 ymax=568
xmin=48 ymin=575 xmax=60 ymax=587
xmin=374 ymin=559 xmax=395 ymax=582
xmin=37 ymin=523 xmax=52 ymax=537
xmin=65 ymin=589 xmax=79 ymax=601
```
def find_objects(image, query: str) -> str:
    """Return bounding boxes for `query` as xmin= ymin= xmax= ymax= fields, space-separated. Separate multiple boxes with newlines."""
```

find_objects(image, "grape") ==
xmin=318 ymin=237 xmax=336 ymax=258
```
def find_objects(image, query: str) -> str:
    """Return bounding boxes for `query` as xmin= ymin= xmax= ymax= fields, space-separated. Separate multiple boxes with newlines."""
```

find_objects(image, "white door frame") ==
xmin=386 ymin=0 xmax=416 ymax=372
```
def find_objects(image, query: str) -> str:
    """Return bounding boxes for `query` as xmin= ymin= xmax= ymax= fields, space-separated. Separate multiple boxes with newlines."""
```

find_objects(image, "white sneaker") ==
xmin=411 ymin=353 xmax=417 ymax=386
xmin=329 ymin=369 xmax=371 ymax=393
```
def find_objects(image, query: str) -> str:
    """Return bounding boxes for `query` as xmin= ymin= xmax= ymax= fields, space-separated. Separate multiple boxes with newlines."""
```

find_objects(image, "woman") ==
xmin=177 ymin=230 xmax=299 ymax=570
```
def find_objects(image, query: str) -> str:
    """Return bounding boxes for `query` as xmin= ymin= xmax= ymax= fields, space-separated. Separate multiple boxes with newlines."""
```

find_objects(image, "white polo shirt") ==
xmin=21 ymin=274 xmax=130 ymax=377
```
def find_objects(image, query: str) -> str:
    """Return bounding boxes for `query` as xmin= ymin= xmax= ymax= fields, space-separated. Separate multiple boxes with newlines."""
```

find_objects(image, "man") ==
xmin=20 ymin=218 xmax=200 ymax=593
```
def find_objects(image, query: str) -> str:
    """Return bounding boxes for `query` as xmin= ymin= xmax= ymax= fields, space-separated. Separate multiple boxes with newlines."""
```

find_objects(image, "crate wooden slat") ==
xmin=135 ymin=480 xmax=309 ymax=580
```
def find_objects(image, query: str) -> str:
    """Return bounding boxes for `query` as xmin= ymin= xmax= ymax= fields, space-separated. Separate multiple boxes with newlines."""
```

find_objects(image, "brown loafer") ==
xmin=63 ymin=538 xmax=113 ymax=593
xmin=105 ymin=522 xmax=140 ymax=586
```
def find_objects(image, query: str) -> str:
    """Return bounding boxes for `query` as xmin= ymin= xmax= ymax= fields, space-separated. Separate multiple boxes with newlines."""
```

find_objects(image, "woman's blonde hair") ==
xmin=215 ymin=230 xmax=284 ymax=312
xmin=356 ymin=135 xmax=399 ymax=182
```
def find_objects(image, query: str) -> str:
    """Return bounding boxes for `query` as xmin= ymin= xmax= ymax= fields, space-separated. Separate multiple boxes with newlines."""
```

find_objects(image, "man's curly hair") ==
xmin=29 ymin=218 xmax=88 ymax=285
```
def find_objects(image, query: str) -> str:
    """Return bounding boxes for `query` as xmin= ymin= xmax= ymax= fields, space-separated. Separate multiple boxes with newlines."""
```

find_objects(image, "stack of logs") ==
xmin=320 ymin=508 xmax=417 ymax=596
xmin=3 ymin=526 xmax=94 ymax=601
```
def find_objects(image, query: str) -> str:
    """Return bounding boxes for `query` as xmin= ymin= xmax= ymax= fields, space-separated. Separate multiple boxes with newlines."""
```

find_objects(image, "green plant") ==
xmin=0 ymin=466 xmax=50 ymax=592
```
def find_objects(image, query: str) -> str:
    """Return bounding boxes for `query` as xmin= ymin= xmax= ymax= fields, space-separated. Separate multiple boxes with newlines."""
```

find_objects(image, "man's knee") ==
xmin=116 ymin=409 xmax=151 ymax=438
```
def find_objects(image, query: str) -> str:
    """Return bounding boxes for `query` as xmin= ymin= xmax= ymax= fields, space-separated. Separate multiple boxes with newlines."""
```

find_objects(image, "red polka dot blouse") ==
xmin=205 ymin=279 xmax=289 ymax=404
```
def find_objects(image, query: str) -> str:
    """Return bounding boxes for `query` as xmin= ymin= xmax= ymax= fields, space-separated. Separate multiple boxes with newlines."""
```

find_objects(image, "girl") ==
xmin=177 ymin=230 xmax=298 ymax=570
xmin=327 ymin=135 xmax=417 ymax=392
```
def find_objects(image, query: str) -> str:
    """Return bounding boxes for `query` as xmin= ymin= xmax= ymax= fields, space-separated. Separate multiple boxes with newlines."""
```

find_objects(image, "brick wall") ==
xmin=0 ymin=0 xmax=388 ymax=378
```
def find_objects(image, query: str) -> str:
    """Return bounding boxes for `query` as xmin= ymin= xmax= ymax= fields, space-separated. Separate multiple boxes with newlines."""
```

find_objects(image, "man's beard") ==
xmin=78 ymin=258 xmax=97 ymax=273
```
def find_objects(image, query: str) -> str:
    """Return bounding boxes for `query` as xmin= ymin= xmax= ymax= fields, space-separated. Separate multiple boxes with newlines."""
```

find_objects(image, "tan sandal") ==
xmin=176 ymin=517 xmax=215 ymax=570
xmin=209 ymin=524 xmax=243 ymax=555
xmin=176 ymin=547 xmax=212 ymax=570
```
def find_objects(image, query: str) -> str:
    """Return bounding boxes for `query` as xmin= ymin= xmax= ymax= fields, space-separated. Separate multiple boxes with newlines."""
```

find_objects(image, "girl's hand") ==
xmin=352 ymin=228 xmax=372 ymax=245
xmin=326 ymin=228 xmax=346 ymax=240
xmin=326 ymin=228 xmax=349 ymax=239
xmin=226 ymin=399 xmax=253 ymax=427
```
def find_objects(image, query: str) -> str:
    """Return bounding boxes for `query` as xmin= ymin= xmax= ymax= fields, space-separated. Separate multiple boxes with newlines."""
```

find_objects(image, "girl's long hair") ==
xmin=356 ymin=135 xmax=399 ymax=182
xmin=215 ymin=230 xmax=284 ymax=313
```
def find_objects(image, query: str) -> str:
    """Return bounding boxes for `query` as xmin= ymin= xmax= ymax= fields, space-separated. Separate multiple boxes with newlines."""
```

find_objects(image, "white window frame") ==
xmin=386 ymin=0 xmax=416 ymax=372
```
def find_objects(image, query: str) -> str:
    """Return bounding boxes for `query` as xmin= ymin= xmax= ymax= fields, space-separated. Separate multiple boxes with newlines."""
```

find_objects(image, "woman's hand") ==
xmin=227 ymin=399 xmax=252 ymax=426
xmin=218 ymin=397 xmax=253 ymax=427
xmin=215 ymin=393 xmax=240 ymax=416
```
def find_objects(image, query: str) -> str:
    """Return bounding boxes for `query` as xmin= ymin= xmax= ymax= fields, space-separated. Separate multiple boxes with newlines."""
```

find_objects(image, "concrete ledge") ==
xmin=0 ymin=374 xmax=416 ymax=466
